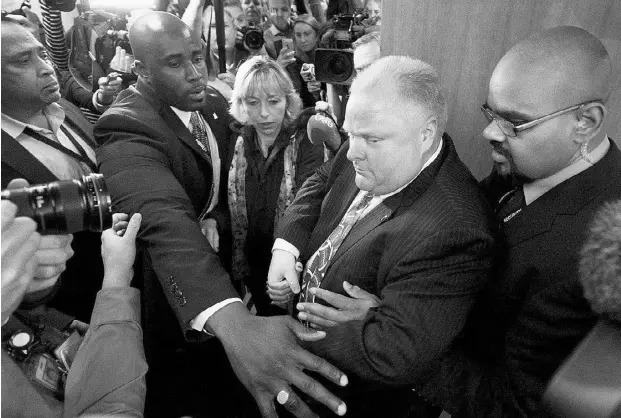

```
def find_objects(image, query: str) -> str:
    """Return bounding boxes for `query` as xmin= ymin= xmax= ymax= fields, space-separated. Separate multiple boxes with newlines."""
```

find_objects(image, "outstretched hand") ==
xmin=296 ymin=281 xmax=380 ymax=329
xmin=209 ymin=304 xmax=348 ymax=417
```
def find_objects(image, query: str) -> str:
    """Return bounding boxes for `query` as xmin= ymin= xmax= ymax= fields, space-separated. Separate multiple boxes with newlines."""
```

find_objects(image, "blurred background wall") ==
xmin=382 ymin=0 xmax=621 ymax=179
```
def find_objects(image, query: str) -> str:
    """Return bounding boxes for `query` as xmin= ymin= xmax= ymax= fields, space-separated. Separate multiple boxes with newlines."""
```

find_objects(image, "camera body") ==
xmin=236 ymin=22 xmax=265 ymax=51
xmin=0 ymin=173 xmax=113 ymax=235
xmin=314 ymin=10 xmax=368 ymax=85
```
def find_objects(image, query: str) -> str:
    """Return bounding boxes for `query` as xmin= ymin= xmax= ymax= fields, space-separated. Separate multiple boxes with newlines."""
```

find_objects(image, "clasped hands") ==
xmin=267 ymin=249 xmax=380 ymax=328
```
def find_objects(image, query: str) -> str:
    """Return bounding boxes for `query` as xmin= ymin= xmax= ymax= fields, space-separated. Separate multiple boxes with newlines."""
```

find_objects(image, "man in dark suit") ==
xmin=417 ymin=26 xmax=621 ymax=417
xmin=95 ymin=11 xmax=348 ymax=418
xmin=267 ymin=55 xmax=496 ymax=417
xmin=1 ymin=19 xmax=102 ymax=322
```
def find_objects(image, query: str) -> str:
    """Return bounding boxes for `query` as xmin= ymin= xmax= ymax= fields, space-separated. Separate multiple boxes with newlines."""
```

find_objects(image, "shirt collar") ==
xmin=378 ymin=137 xmax=444 ymax=199
xmin=1 ymin=102 xmax=65 ymax=139
xmin=524 ymin=136 xmax=611 ymax=205
xmin=170 ymin=107 xmax=192 ymax=129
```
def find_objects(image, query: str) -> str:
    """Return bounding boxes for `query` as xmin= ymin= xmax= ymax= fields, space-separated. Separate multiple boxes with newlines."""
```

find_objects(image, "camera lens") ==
xmin=326 ymin=53 xmax=354 ymax=82
xmin=0 ymin=173 xmax=113 ymax=234
xmin=245 ymin=28 xmax=264 ymax=50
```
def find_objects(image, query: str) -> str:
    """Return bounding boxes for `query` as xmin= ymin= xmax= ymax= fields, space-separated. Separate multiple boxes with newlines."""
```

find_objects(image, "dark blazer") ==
xmin=95 ymin=80 xmax=238 ymax=353
xmin=1 ymin=98 xmax=103 ymax=322
xmin=419 ymin=139 xmax=621 ymax=417
xmin=277 ymin=134 xmax=496 ymax=416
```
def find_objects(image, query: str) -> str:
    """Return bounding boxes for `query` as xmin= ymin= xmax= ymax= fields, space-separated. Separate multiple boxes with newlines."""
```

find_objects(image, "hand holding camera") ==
xmin=1 ymin=200 xmax=40 ymax=323
xmin=276 ymin=40 xmax=296 ymax=68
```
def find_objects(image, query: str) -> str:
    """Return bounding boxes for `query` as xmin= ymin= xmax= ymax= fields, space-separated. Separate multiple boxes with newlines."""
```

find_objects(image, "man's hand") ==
xmin=1 ymin=201 xmax=41 ymax=323
xmin=30 ymin=234 xmax=73 ymax=292
xmin=276 ymin=46 xmax=296 ymax=68
xmin=101 ymin=213 xmax=142 ymax=288
xmin=96 ymin=75 xmax=122 ymax=106
xmin=199 ymin=218 xmax=219 ymax=252
xmin=296 ymin=281 xmax=380 ymax=329
xmin=267 ymin=249 xmax=301 ymax=294
xmin=209 ymin=303 xmax=348 ymax=417
xmin=108 ymin=46 xmax=133 ymax=73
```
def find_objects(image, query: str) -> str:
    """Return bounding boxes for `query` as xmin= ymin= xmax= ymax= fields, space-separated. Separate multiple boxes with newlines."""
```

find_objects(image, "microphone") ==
xmin=306 ymin=111 xmax=342 ymax=152
xmin=579 ymin=199 xmax=621 ymax=323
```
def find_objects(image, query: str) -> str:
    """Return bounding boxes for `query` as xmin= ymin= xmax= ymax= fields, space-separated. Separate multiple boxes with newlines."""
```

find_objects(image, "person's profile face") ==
xmin=353 ymin=41 xmax=380 ymax=73
xmin=145 ymin=31 xmax=208 ymax=111
xmin=343 ymin=84 xmax=428 ymax=195
xmin=268 ymin=0 xmax=290 ymax=31
xmin=483 ymin=61 xmax=579 ymax=182
xmin=1 ymin=25 xmax=61 ymax=112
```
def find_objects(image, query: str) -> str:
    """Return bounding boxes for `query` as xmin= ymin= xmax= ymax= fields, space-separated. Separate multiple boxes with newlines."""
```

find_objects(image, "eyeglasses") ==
xmin=480 ymin=100 xmax=599 ymax=137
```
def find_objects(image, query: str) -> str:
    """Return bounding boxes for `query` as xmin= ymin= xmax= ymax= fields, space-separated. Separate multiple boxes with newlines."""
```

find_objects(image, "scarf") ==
xmin=228 ymin=128 xmax=301 ymax=282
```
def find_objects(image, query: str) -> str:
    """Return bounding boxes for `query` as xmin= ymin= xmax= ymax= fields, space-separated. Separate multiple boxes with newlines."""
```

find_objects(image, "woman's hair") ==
xmin=230 ymin=55 xmax=303 ymax=127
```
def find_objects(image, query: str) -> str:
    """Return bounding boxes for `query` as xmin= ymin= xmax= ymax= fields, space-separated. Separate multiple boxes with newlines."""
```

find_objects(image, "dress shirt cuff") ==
xmin=190 ymin=298 xmax=243 ymax=333
xmin=91 ymin=91 xmax=111 ymax=114
xmin=272 ymin=238 xmax=300 ymax=259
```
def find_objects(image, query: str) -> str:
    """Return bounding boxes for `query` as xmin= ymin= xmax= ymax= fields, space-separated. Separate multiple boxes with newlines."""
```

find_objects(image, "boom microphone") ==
xmin=579 ymin=199 xmax=621 ymax=322
xmin=306 ymin=111 xmax=342 ymax=152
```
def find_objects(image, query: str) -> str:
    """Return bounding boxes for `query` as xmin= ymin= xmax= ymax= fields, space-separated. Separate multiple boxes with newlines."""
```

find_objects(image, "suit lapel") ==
xmin=58 ymin=98 xmax=97 ymax=149
xmin=135 ymin=82 xmax=212 ymax=165
xmin=504 ymin=139 xmax=621 ymax=247
xmin=1 ymin=130 xmax=58 ymax=184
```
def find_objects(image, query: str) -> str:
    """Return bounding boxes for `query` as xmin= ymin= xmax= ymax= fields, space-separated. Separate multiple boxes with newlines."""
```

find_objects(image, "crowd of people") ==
xmin=1 ymin=0 xmax=620 ymax=417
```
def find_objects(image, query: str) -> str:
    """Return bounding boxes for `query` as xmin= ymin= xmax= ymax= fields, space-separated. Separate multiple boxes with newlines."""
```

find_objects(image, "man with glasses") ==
xmin=417 ymin=26 xmax=621 ymax=416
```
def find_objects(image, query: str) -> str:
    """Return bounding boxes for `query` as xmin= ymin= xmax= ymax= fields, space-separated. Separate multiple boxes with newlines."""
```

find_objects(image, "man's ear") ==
xmin=133 ymin=59 xmax=149 ymax=79
xmin=420 ymin=116 xmax=438 ymax=155
xmin=574 ymin=102 xmax=607 ymax=145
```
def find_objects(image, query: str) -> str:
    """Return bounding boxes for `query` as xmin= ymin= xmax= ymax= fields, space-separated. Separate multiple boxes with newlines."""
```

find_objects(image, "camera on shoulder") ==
xmin=314 ymin=10 xmax=368 ymax=85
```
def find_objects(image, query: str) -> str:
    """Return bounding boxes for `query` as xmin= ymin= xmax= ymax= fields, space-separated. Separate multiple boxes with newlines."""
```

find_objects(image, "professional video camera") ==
xmin=314 ymin=10 xmax=368 ymax=85
xmin=235 ymin=21 xmax=265 ymax=51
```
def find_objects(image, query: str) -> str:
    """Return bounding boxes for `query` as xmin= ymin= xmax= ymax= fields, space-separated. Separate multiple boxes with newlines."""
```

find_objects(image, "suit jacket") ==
xmin=94 ymin=80 xmax=238 ymax=355
xmin=419 ymin=139 xmax=621 ymax=417
xmin=1 ymin=98 xmax=103 ymax=322
xmin=277 ymin=134 xmax=496 ymax=416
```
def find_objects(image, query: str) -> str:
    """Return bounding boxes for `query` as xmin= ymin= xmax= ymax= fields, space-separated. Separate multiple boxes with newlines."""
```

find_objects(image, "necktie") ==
xmin=190 ymin=112 xmax=216 ymax=209
xmin=497 ymin=186 xmax=525 ymax=223
xmin=190 ymin=112 xmax=211 ymax=162
xmin=299 ymin=192 xmax=374 ymax=308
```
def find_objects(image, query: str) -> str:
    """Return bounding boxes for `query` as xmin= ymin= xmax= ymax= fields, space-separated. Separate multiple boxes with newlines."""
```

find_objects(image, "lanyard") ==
xmin=22 ymin=125 xmax=97 ymax=172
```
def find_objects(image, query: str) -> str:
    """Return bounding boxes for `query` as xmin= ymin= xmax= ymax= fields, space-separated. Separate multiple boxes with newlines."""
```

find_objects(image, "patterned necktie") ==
xmin=497 ymin=186 xmax=525 ymax=223
xmin=190 ymin=112 xmax=211 ymax=162
xmin=190 ymin=112 xmax=216 ymax=209
xmin=299 ymin=192 xmax=375 ymax=308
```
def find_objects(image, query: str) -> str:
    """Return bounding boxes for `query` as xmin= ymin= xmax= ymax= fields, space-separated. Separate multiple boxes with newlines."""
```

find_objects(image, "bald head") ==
xmin=129 ymin=11 xmax=196 ymax=64
xmin=491 ymin=26 xmax=612 ymax=112
xmin=351 ymin=55 xmax=447 ymax=137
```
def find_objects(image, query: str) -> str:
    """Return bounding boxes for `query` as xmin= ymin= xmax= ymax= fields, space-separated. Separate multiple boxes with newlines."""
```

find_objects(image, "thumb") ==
xmin=290 ymin=319 xmax=326 ymax=342
xmin=285 ymin=268 xmax=301 ymax=294
xmin=122 ymin=213 xmax=142 ymax=241
xmin=7 ymin=178 xmax=30 ymax=190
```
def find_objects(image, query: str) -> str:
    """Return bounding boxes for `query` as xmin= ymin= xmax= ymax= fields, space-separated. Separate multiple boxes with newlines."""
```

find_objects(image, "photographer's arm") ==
xmin=64 ymin=214 xmax=147 ymax=418
xmin=181 ymin=0 xmax=206 ymax=40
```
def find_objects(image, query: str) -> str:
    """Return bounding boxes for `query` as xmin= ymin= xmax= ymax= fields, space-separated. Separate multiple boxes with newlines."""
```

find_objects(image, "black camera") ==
xmin=314 ymin=11 xmax=368 ymax=85
xmin=236 ymin=22 xmax=264 ymax=51
xmin=1 ymin=173 xmax=113 ymax=234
